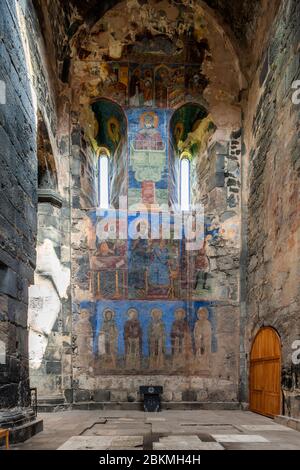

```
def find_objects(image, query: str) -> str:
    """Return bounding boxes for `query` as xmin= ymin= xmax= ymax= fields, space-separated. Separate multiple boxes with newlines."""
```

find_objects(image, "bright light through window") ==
xmin=99 ymin=155 xmax=109 ymax=209
xmin=180 ymin=158 xmax=190 ymax=211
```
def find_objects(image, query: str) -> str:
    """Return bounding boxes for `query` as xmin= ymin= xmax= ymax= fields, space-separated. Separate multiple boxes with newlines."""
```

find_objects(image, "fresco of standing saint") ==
xmin=124 ymin=308 xmax=142 ymax=369
xmin=98 ymin=308 xmax=118 ymax=369
xmin=171 ymin=308 xmax=192 ymax=369
xmin=193 ymin=307 xmax=212 ymax=371
xmin=148 ymin=308 xmax=166 ymax=370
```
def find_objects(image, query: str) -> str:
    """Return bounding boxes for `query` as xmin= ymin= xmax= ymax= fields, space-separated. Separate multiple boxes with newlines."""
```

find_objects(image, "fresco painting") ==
xmin=79 ymin=300 xmax=217 ymax=375
xmin=92 ymin=99 xmax=128 ymax=208
xmin=88 ymin=210 xmax=128 ymax=299
xmin=98 ymin=62 xmax=129 ymax=106
xmin=185 ymin=65 xmax=209 ymax=102
xmin=79 ymin=75 xmax=229 ymax=379
xmin=127 ymin=212 xmax=181 ymax=300
xmin=127 ymin=63 xmax=205 ymax=110
xmin=86 ymin=208 xmax=224 ymax=302
xmin=127 ymin=108 xmax=169 ymax=208
xmin=129 ymin=65 xmax=154 ymax=107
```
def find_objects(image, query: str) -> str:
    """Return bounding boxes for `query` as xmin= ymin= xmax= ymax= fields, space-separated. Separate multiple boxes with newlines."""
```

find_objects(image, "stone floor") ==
xmin=10 ymin=410 xmax=300 ymax=450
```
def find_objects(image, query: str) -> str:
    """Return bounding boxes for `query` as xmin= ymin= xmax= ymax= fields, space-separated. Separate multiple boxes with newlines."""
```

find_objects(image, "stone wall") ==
xmin=0 ymin=0 xmax=38 ymax=408
xmin=68 ymin=0 xmax=243 ymax=405
xmin=244 ymin=0 xmax=300 ymax=418
xmin=0 ymin=0 xmax=71 ymax=408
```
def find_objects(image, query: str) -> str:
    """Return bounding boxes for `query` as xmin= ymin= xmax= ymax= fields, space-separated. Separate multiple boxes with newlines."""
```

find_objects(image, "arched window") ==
xmin=98 ymin=153 xmax=110 ymax=209
xmin=180 ymin=156 xmax=190 ymax=211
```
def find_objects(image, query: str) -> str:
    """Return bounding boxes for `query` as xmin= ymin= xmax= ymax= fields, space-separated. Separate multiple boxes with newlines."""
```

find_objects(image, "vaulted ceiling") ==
xmin=67 ymin=0 xmax=262 ymax=45
xmin=32 ymin=0 xmax=281 ymax=87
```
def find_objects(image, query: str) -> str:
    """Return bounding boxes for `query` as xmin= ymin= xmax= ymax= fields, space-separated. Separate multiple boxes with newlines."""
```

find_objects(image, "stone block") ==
xmin=93 ymin=389 xmax=111 ymax=402
xmin=74 ymin=389 xmax=91 ymax=402
xmin=64 ymin=388 xmax=73 ymax=403
xmin=182 ymin=390 xmax=197 ymax=402
xmin=110 ymin=390 xmax=128 ymax=402
xmin=208 ymin=172 xmax=224 ymax=191
xmin=172 ymin=391 xmax=182 ymax=401
xmin=46 ymin=361 xmax=62 ymax=375
xmin=0 ymin=263 xmax=17 ymax=299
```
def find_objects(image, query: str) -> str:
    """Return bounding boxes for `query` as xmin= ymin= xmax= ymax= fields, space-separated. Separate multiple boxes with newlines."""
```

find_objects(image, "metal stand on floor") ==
xmin=140 ymin=386 xmax=163 ymax=412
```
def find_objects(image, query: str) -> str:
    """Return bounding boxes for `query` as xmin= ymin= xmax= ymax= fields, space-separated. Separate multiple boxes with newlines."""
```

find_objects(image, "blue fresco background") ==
xmin=80 ymin=299 xmax=217 ymax=357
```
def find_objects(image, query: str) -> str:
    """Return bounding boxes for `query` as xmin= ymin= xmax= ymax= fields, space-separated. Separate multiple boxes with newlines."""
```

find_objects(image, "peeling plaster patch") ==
xmin=29 ymin=330 xmax=48 ymax=370
xmin=220 ymin=215 xmax=240 ymax=244
xmin=36 ymin=239 xmax=70 ymax=299
xmin=28 ymin=238 xmax=70 ymax=370
xmin=0 ymin=339 xmax=6 ymax=364
xmin=0 ymin=80 xmax=6 ymax=104
xmin=28 ymin=279 xmax=61 ymax=369
xmin=28 ymin=281 xmax=61 ymax=335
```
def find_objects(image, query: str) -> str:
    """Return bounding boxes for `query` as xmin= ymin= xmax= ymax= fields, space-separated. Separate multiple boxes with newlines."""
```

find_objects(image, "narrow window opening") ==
xmin=180 ymin=157 xmax=190 ymax=211
xmin=98 ymin=154 xmax=110 ymax=209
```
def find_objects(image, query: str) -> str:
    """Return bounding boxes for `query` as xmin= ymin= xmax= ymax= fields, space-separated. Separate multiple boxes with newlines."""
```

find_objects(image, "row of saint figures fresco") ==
xmin=76 ymin=307 xmax=213 ymax=374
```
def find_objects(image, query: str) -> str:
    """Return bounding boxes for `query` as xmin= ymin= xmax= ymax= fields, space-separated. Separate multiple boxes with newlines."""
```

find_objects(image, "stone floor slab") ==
xmin=212 ymin=434 xmax=269 ymax=443
xmin=57 ymin=435 xmax=143 ymax=450
xmin=240 ymin=424 xmax=292 ymax=431
xmin=11 ymin=410 xmax=300 ymax=451
xmin=154 ymin=436 xmax=224 ymax=451
xmin=146 ymin=417 xmax=166 ymax=422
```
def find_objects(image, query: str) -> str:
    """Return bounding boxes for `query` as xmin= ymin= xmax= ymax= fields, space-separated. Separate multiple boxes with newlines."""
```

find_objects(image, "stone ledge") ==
xmin=37 ymin=189 xmax=63 ymax=208
xmin=275 ymin=415 xmax=300 ymax=432
xmin=7 ymin=419 xmax=43 ymax=444
xmin=0 ymin=409 xmax=43 ymax=444
xmin=37 ymin=401 xmax=242 ymax=412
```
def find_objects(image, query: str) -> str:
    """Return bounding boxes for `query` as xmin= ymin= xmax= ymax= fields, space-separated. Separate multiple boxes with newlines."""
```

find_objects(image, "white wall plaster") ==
xmin=36 ymin=239 xmax=70 ymax=299
xmin=28 ymin=278 xmax=61 ymax=369
xmin=28 ymin=280 xmax=61 ymax=335
xmin=0 ymin=339 xmax=6 ymax=364
xmin=28 ymin=239 xmax=70 ymax=369
xmin=29 ymin=330 xmax=48 ymax=369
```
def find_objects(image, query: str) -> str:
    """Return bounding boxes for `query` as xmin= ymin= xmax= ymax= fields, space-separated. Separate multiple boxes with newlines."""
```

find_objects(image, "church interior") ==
xmin=0 ymin=0 xmax=299 ymax=451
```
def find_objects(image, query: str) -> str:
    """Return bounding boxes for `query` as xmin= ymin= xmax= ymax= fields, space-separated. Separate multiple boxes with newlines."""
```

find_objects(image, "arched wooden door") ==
xmin=249 ymin=327 xmax=281 ymax=417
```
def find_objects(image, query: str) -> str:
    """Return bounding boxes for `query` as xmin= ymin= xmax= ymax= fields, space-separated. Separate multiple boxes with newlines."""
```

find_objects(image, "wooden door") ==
xmin=249 ymin=327 xmax=281 ymax=417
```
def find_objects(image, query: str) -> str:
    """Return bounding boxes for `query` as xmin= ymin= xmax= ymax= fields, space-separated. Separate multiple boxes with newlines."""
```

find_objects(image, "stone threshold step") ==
xmin=37 ymin=401 xmax=242 ymax=412
xmin=275 ymin=415 xmax=300 ymax=432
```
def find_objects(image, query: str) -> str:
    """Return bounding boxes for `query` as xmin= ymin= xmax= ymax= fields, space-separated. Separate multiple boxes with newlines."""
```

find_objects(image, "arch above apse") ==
xmin=70 ymin=0 xmax=245 ymax=85
xmin=70 ymin=0 xmax=251 ymax=58
xmin=68 ymin=1 xmax=247 ymax=120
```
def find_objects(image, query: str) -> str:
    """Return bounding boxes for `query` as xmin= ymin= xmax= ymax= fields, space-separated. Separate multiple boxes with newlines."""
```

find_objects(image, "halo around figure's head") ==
xmin=197 ymin=307 xmax=209 ymax=320
xmin=80 ymin=308 xmax=90 ymax=319
xmin=127 ymin=308 xmax=138 ymax=320
xmin=174 ymin=308 xmax=186 ymax=320
xmin=151 ymin=308 xmax=163 ymax=320
xmin=140 ymin=111 xmax=159 ymax=129
xmin=103 ymin=308 xmax=115 ymax=321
